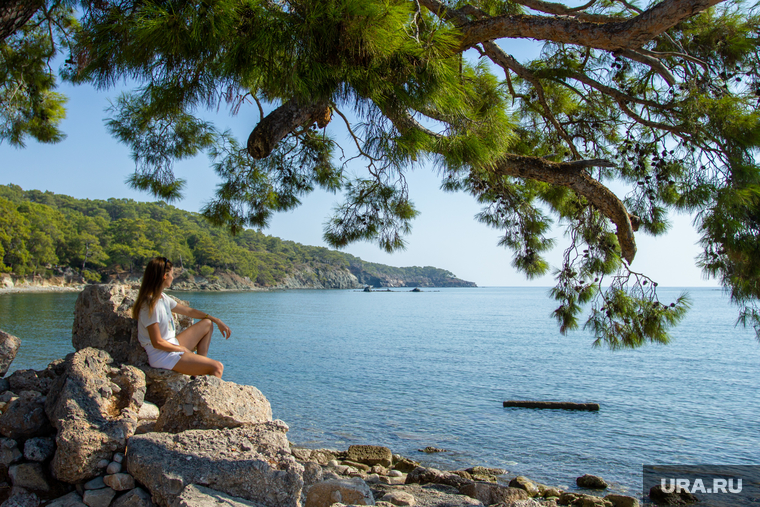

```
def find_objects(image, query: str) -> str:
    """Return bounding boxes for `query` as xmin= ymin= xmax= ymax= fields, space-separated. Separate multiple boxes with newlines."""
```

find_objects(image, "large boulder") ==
xmin=126 ymin=421 xmax=303 ymax=507
xmin=141 ymin=368 xmax=190 ymax=408
xmin=405 ymin=467 xmax=471 ymax=489
xmin=71 ymin=284 xmax=192 ymax=366
xmin=0 ymin=331 xmax=21 ymax=378
xmin=170 ymin=485 xmax=262 ymax=507
xmin=44 ymin=348 xmax=146 ymax=483
xmin=154 ymin=377 xmax=272 ymax=433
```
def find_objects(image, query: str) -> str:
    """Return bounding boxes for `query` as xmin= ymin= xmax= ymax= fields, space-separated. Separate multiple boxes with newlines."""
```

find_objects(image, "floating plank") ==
xmin=503 ymin=400 xmax=600 ymax=411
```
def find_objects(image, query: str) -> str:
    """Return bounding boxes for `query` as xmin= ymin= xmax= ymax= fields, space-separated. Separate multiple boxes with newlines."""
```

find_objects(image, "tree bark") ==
xmin=246 ymin=98 xmax=331 ymax=159
xmin=0 ymin=0 xmax=44 ymax=42
xmin=488 ymin=155 xmax=639 ymax=264
xmin=420 ymin=0 xmax=726 ymax=51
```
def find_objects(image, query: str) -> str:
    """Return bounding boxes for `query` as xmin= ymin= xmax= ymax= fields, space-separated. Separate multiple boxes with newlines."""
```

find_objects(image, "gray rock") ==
xmin=0 ymin=332 xmax=21 ymax=378
xmin=95 ymin=460 xmax=109 ymax=470
xmin=44 ymin=348 xmax=146 ymax=484
xmin=71 ymin=285 xmax=192 ymax=367
xmin=605 ymin=494 xmax=640 ymax=507
xmin=154 ymin=377 xmax=272 ymax=433
xmin=82 ymin=488 xmax=116 ymax=507
xmin=380 ymin=491 xmax=415 ymax=506
xmin=0 ymin=391 xmax=51 ymax=440
xmin=7 ymin=367 xmax=59 ymax=396
xmin=370 ymin=483 xmax=482 ymax=507
xmin=576 ymin=474 xmax=609 ymax=490
xmin=458 ymin=482 xmax=529 ymax=505
xmin=8 ymin=464 xmax=48 ymax=492
xmin=83 ymin=477 xmax=105 ymax=490
xmin=302 ymin=462 xmax=323 ymax=488
xmin=45 ymin=491 xmax=87 ymax=507
xmin=0 ymin=439 xmax=22 ymax=467
xmin=113 ymin=453 xmax=124 ymax=464
xmin=170 ymin=485 xmax=263 ymax=507
xmin=112 ymin=487 xmax=153 ymax=507
xmin=103 ymin=473 xmax=134 ymax=491
xmin=126 ymin=421 xmax=303 ymax=507
xmin=405 ymin=467 xmax=471 ymax=489
xmin=106 ymin=462 xmax=122 ymax=475
xmin=392 ymin=457 xmax=419 ymax=473
xmin=23 ymin=437 xmax=55 ymax=462
xmin=347 ymin=445 xmax=392 ymax=468
xmin=305 ymin=478 xmax=374 ymax=507
xmin=0 ymin=492 xmax=39 ymax=507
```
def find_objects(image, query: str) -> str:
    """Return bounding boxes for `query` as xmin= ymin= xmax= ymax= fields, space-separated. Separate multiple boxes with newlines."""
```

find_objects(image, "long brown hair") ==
xmin=132 ymin=257 xmax=173 ymax=319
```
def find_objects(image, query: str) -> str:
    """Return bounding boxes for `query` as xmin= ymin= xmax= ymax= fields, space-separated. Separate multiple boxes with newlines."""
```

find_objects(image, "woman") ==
xmin=132 ymin=257 xmax=230 ymax=378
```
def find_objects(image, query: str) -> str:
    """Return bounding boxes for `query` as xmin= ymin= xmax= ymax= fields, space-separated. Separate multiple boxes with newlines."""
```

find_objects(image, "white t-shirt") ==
xmin=137 ymin=293 xmax=177 ymax=348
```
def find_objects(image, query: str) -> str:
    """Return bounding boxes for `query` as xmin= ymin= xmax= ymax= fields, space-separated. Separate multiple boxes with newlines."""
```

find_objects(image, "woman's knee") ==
xmin=212 ymin=360 xmax=224 ymax=378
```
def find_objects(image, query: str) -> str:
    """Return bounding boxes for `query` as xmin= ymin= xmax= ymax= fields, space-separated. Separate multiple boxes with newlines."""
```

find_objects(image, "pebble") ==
xmin=96 ymin=460 xmax=110 ymax=469
xmin=327 ymin=460 xmax=340 ymax=467
xmin=106 ymin=462 xmax=122 ymax=475
xmin=83 ymin=476 xmax=105 ymax=490
xmin=388 ymin=470 xmax=403 ymax=478
xmin=382 ymin=491 xmax=416 ymax=507
xmin=113 ymin=453 xmax=124 ymax=464
xmin=82 ymin=487 xmax=115 ymax=507
xmin=103 ymin=473 xmax=135 ymax=491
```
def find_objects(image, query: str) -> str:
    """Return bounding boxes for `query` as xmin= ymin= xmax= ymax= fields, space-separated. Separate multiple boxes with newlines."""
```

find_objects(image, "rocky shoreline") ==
xmin=0 ymin=284 xmax=660 ymax=507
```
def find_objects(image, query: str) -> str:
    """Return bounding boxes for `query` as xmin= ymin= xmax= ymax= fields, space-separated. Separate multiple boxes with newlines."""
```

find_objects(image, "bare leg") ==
xmin=172 ymin=352 xmax=224 ymax=378
xmin=176 ymin=319 xmax=214 ymax=356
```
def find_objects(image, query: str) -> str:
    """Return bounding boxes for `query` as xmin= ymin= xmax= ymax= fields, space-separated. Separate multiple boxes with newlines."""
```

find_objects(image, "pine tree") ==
xmin=5 ymin=0 xmax=760 ymax=346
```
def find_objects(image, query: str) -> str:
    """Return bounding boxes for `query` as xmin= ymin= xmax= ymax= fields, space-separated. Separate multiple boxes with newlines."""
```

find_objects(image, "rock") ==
xmin=342 ymin=461 xmax=370 ymax=472
xmin=327 ymin=460 xmax=340 ymax=468
xmin=559 ymin=492 xmax=611 ymax=506
xmin=371 ymin=483 xmax=481 ymax=507
xmin=346 ymin=445 xmax=392 ymax=468
xmin=154 ymin=377 xmax=272 ymax=433
xmin=71 ymin=285 xmax=192 ymax=367
xmin=103 ymin=474 xmax=134 ymax=491
xmin=604 ymin=494 xmax=639 ymax=507
xmin=113 ymin=453 xmax=124 ymax=464
xmin=417 ymin=447 xmax=448 ymax=453
xmin=134 ymin=421 xmax=155 ymax=435
xmin=302 ymin=462 xmax=323 ymax=488
xmin=541 ymin=486 xmax=562 ymax=498
xmin=458 ymin=482 xmax=529 ymax=505
xmin=290 ymin=447 xmax=312 ymax=462
xmin=23 ymin=438 xmax=55 ymax=462
xmin=0 ymin=379 xmax=8 ymax=394
xmin=141 ymin=368 xmax=189 ymax=408
xmin=494 ymin=500 xmax=547 ymax=506
xmin=7 ymin=371 xmax=55 ymax=396
xmin=8 ymin=464 xmax=48 ymax=492
xmin=0 ymin=332 xmax=21 ymax=378
xmin=44 ymin=348 xmax=146 ymax=484
xmin=465 ymin=466 xmax=506 ymax=477
xmin=0 ymin=391 xmax=51 ymax=440
xmin=83 ymin=477 xmax=105 ymax=490
xmin=0 ymin=440 xmax=21 ymax=468
xmin=112 ymin=487 xmax=153 ymax=507
xmin=95 ymin=460 xmax=109 ymax=470
xmin=648 ymin=484 xmax=698 ymax=505
xmin=82 ymin=488 xmax=116 ymax=507
xmin=388 ymin=470 xmax=403 ymax=478
xmin=171 ymin=484 xmax=262 ymax=507
xmin=576 ymin=475 xmax=609 ymax=490
xmin=1 ymin=492 xmax=39 ymax=507
xmin=305 ymin=478 xmax=374 ymax=507
xmin=392 ymin=458 xmax=419 ymax=473
xmin=106 ymin=462 xmax=122 ymax=475
xmin=126 ymin=421 xmax=303 ymax=507
xmin=45 ymin=491 xmax=87 ymax=507
xmin=405 ymin=467 xmax=471 ymax=489
xmin=509 ymin=476 xmax=540 ymax=497
xmin=380 ymin=491 xmax=415 ymax=506
xmin=137 ymin=402 xmax=159 ymax=421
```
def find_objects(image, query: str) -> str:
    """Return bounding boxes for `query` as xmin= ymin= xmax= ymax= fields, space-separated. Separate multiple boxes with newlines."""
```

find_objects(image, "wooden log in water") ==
xmin=503 ymin=400 xmax=600 ymax=411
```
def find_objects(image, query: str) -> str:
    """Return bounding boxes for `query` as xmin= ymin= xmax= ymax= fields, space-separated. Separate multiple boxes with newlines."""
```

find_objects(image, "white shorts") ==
xmin=143 ymin=337 xmax=184 ymax=370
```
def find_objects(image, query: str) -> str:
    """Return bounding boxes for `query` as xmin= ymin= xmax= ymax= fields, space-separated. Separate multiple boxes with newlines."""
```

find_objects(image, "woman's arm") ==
xmin=173 ymin=304 xmax=232 ymax=339
xmin=147 ymin=323 xmax=190 ymax=353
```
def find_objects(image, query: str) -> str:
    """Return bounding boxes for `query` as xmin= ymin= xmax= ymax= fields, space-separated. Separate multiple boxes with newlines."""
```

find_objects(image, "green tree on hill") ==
xmin=3 ymin=0 xmax=760 ymax=346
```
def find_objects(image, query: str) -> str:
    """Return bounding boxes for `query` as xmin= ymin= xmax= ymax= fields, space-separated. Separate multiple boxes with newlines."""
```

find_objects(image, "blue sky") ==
xmin=0 ymin=50 xmax=717 ymax=288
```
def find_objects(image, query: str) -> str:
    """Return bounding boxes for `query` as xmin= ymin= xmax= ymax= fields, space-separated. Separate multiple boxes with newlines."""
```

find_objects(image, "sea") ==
xmin=1 ymin=286 xmax=758 ymax=497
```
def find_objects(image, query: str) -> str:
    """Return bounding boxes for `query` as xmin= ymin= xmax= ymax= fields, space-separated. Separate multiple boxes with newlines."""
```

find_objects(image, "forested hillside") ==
xmin=0 ymin=185 xmax=474 ymax=288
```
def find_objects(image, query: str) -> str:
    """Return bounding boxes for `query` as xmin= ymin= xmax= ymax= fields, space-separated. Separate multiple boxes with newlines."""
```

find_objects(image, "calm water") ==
xmin=1 ymin=287 xmax=758 ymax=496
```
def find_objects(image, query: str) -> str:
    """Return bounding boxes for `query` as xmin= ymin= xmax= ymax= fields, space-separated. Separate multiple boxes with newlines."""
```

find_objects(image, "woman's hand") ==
xmin=214 ymin=319 xmax=231 ymax=339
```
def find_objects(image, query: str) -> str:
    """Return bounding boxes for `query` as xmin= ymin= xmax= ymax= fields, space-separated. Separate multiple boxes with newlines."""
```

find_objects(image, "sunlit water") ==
xmin=1 ymin=287 xmax=758 ymax=496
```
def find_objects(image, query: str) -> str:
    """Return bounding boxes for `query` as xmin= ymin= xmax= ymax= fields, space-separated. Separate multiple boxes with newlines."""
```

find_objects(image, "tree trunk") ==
xmin=246 ymin=99 xmax=331 ymax=159
xmin=0 ymin=0 xmax=44 ymax=42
